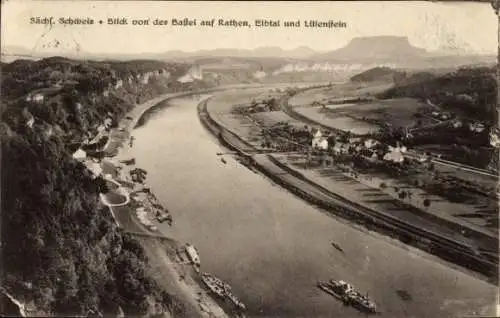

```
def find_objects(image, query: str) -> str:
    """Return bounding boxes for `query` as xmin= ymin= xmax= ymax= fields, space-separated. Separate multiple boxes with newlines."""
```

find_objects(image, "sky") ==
xmin=1 ymin=1 xmax=498 ymax=56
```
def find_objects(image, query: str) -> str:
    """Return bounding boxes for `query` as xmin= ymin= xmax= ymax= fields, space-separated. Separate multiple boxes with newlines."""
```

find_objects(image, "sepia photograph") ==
xmin=1 ymin=1 xmax=499 ymax=317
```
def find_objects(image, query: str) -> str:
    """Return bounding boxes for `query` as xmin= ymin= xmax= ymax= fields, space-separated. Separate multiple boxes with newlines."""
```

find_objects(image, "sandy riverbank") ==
xmin=105 ymin=93 xmax=230 ymax=318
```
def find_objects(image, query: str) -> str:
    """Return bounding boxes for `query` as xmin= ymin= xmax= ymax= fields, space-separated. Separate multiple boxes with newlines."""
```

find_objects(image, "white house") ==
xmin=469 ymin=122 xmax=485 ymax=133
xmin=34 ymin=93 xmax=45 ymax=102
xmin=26 ymin=93 xmax=45 ymax=103
xmin=313 ymin=138 xmax=329 ymax=150
xmin=452 ymin=120 xmax=463 ymax=128
xmin=104 ymin=118 xmax=113 ymax=129
xmin=364 ymin=138 xmax=378 ymax=149
xmin=383 ymin=151 xmax=404 ymax=163
xmin=253 ymin=70 xmax=267 ymax=79
xmin=115 ymin=79 xmax=123 ymax=89
xmin=88 ymin=162 xmax=102 ymax=178
xmin=383 ymin=144 xmax=406 ymax=163
xmin=141 ymin=73 xmax=150 ymax=84
xmin=26 ymin=116 xmax=35 ymax=128
xmin=490 ymin=130 xmax=500 ymax=148
xmin=72 ymin=148 xmax=87 ymax=160
xmin=311 ymin=129 xmax=329 ymax=150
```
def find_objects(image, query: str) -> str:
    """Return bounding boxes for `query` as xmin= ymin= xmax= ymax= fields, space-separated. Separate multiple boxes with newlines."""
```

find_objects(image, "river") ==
xmin=130 ymin=93 xmax=497 ymax=318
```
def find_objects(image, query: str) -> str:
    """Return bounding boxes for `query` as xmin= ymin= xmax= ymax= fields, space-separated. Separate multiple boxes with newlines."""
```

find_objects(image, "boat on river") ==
xmin=318 ymin=279 xmax=378 ymax=314
xmin=202 ymin=273 xmax=226 ymax=298
xmin=202 ymin=273 xmax=246 ymax=311
xmin=331 ymin=241 xmax=345 ymax=253
xmin=185 ymin=243 xmax=201 ymax=272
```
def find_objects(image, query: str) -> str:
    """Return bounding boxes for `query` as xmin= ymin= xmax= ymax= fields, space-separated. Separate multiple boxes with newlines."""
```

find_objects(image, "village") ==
xmin=215 ymin=86 xmax=499 ymax=269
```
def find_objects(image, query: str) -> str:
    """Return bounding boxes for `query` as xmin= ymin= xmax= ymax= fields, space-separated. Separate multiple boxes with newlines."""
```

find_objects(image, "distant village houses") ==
xmin=311 ymin=129 xmax=329 ymax=150
xmin=26 ymin=93 xmax=45 ymax=103
xmin=115 ymin=79 xmax=123 ymax=89
xmin=72 ymin=148 xmax=87 ymax=161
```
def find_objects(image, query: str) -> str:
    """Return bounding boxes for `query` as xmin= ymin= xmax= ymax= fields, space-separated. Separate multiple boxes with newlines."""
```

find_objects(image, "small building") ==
xmin=452 ymin=120 xmax=463 ymax=128
xmin=26 ymin=116 xmax=35 ymax=128
xmin=490 ymin=130 xmax=500 ymax=148
xmin=312 ymin=129 xmax=329 ymax=150
xmin=88 ymin=162 xmax=103 ymax=178
xmin=364 ymin=138 xmax=378 ymax=149
xmin=115 ymin=79 xmax=123 ymax=89
xmin=72 ymin=148 xmax=87 ymax=160
xmin=469 ymin=122 xmax=485 ymax=133
xmin=104 ymin=118 xmax=113 ymax=129
xmin=383 ymin=151 xmax=404 ymax=163
xmin=26 ymin=93 xmax=45 ymax=103
xmin=313 ymin=137 xmax=329 ymax=150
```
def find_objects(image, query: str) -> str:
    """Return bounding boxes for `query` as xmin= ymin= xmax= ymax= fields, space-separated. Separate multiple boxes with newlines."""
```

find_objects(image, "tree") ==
xmin=398 ymin=191 xmax=407 ymax=200
xmin=428 ymin=162 xmax=435 ymax=172
xmin=423 ymin=198 xmax=431 ymax=209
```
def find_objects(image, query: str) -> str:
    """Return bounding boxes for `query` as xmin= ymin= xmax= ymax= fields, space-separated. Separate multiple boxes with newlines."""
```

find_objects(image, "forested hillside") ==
xmin=0 ymin=57 xmax=199 ymax=316
xmin=377 ymin=66 xmax=498 ymax=123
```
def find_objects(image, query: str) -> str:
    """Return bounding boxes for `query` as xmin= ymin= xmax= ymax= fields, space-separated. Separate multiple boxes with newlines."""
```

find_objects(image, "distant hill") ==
xmin=4 ymin=39 xmax=494 ymax=70
xmin=2 ymin=45 xmax=319 ymax=62
xmin=310 ymin=36 xmax=496 ymax=68
xmin=312 ymin=36 xmax=427 ymax=62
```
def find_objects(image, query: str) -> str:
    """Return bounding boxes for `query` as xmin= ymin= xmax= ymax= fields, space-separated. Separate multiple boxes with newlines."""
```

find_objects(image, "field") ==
xmin=251 ymin=110 xmax=302 ymax=128
xmin=207 ymin=88 xmax=273 ymax=114
xmin=324 ymin=98 xmax=434 ymax=128
xmin=293 ymin=106 xmax=380 ymax=134
xmin=213 ymin=113 xmax=260 ymax=143
xmin=288 ymin=81 xmax=394 ymax=107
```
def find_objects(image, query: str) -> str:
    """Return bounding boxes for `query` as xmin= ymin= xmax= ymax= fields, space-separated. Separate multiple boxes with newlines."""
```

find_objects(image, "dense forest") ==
xmin=1 ymin=57 xmax=195 ymax=316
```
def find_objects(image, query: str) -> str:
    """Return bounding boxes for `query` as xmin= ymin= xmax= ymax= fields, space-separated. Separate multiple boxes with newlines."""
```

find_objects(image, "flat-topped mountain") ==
xmin=312 ymin=36 xmax=428 ymax=61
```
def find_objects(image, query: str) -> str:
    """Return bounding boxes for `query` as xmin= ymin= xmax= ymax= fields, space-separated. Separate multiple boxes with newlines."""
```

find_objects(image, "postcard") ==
xmin=1 ymin=1 xmax=498 ymax=317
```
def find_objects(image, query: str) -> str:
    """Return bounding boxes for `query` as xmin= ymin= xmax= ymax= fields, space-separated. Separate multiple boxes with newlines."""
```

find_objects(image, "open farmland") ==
xmin=325 ymin=98 xmax=434 ymax=128
xmin=288 ymin=81 xmax=394 ymax=107
xmin=251 ymin=110 xmax=302 ymax=128
xmin=293 ymin=106 xmax=380 ymax=135
xmin=207 ymin=88 xmax=272 ymax=114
